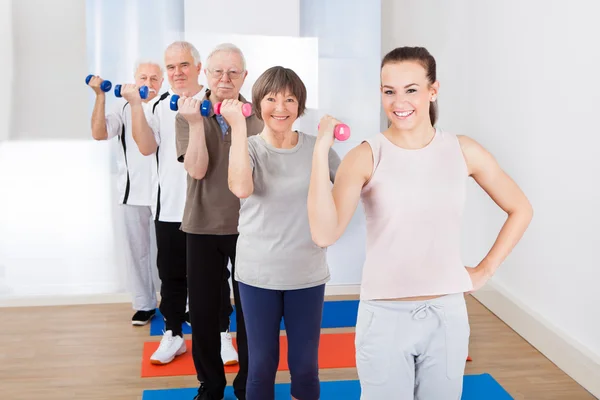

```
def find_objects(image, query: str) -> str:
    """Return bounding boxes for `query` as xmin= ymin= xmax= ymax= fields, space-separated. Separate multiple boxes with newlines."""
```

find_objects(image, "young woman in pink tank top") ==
xmin=308 ymin=47 xmax=533 ymax=399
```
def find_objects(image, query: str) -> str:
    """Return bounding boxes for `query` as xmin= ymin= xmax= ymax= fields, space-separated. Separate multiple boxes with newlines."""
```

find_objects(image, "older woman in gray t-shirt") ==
xmin=220 ymin=66 xmax=340 ymax=400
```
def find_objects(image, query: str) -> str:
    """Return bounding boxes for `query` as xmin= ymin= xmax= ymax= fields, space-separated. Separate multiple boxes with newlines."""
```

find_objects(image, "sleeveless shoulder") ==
xmin=361 ymin=133 xmax=384 ymax=186
xmin=436 ymin=128 xmax=459 ymax=142
xmin=435 ymin=129 xmax=469 ymax=174
xmin=435 ymin=129 xmax=465 ymax=152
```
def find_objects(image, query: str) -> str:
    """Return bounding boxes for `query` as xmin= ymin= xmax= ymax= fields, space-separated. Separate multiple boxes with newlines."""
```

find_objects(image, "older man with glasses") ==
xmin=174 ymin=43 xmax=264 ymax=400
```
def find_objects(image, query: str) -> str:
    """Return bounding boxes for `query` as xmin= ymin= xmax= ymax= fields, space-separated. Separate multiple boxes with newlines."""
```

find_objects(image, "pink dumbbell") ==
xmin=318 ymin=123 xmax=351 ymax=141
xmin=214 ymin=102 xmax=252 ymax=117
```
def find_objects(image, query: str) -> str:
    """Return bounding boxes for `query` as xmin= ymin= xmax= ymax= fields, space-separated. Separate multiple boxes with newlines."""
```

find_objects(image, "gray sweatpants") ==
xmin=122 ymin=204 xmax=158 ymax=311
xmin=355 ymin=293 xmax=470 ymax=400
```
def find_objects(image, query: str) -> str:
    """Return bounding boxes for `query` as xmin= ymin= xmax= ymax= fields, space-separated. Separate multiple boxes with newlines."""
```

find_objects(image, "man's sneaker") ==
xmin=193 ymin=383 xmax=224 ymax=400
xmin=132 ymin=309 xmax=155 ymax=326
xmin=221 ymin=331 xmax=238 ymax=366
xmin=149 ymin=330 xmax=186 ymax=365
xmin=185 ymin=311 xmax=191 ymax=326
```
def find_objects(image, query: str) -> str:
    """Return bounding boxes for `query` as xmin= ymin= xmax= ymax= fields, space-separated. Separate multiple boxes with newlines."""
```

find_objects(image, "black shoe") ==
xmin=193 ymin=384 xmax=224 ymax=400
xmin=131 ymin=309 xmax=156 ymax=326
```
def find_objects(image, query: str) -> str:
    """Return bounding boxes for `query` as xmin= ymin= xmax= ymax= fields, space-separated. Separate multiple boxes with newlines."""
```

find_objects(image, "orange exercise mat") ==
xmin=141 ymin=332 xmax=357 ymax=378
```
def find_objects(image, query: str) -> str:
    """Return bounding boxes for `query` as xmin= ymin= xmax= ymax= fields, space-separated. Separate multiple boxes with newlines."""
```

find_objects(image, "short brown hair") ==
xmin=252 ymin=66 xmax=307 ymax=121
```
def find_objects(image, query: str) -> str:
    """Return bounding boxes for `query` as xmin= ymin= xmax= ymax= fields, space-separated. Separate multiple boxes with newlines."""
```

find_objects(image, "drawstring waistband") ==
xmin=411 ymin=303 xmax=443 ymax=320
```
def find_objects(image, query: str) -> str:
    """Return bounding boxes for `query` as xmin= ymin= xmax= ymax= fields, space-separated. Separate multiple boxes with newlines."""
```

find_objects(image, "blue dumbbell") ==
xmin=170 ymin=94 xmax=211 ymax=116
xmin=114 ymin=84 xmax=149 ymax=100
xmin=86 ymin=74 xmax=112 ymax=92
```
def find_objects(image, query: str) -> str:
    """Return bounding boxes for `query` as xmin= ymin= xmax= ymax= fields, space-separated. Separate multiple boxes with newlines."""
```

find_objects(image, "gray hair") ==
xmin=134 ymin=60 xmax=164 ymax=77
xmin=206 ymin=43 xmax=246 ymax=71
xmin=165 ymin=41 xmax=202 ymax=66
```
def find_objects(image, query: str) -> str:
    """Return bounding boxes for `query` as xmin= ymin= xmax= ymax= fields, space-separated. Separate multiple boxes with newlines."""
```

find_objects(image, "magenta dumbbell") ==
xmin=214 ymin=102 xmax=252 ymax=117
xmin=318 ymin=122 xmax=351 ymax=141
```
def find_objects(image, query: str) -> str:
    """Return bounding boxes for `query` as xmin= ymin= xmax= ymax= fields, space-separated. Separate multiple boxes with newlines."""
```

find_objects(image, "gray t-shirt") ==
xmin=234 ymin=131 xmax=341 ymax=290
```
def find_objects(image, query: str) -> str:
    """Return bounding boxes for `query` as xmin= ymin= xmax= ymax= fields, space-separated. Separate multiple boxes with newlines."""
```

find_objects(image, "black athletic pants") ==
xmin=187 ymin=233 xmax=248 ymax=400
xmin=154 ymin=222 xmax=232 ymax=336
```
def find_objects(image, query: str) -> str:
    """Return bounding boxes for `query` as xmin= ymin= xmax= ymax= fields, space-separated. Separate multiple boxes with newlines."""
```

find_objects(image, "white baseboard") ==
xmin=472 ymin=281 xmax=600 ymax=398
xmin=0 ymin=284 xmax=362 ymax=308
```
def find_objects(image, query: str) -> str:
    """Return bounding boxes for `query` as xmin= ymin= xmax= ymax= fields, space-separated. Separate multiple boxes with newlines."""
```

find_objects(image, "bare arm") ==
xmin=223 ymin=100 xmax=253 ymax=198
xmin=228 ymin=122 xmax=253 ymax=198
xmin=91 ymin=93 xmax=109 ymax=140
xmin=130 ymin=102 xmax=158 ymax=156
xmin=118 ymin=84 xmax=158 ymax=155
xmin=175 ymin=97 xmax=209 ymax=180
xmin=308 ymin=141 xmax=372 ymax=247
xmin=459 ymin=135 xmax=533 ymax=286
xmin=183 ymin=121 xmax=209 ymax=180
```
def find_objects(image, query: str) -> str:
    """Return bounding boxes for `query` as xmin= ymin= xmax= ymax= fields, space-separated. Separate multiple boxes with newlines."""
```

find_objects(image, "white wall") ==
xmin=184 ymin=0 xmax=299 ymax=37
xmin=0 ymin=140 xmax=124 ymax=297
xmin=382 ymin=0 xmax=600 ymax=389
xmin=0 ymin=0 xmax=129 ymax=303
xmin=86 ymin=0 xmax=185 ymax=112
xmin=10 ymin=0 xmax=88 ymax=140
xmin=0 ymin=0 xmax=12 ymax=296
xmin=300 ymin=0 xmax=382 ymax=285
xmin=0 ymin=0 xmax=12 ymax=143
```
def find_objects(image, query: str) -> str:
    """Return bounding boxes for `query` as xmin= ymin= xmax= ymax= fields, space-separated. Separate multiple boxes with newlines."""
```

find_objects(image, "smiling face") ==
xmin=260 ymin=90 xmax=299 ymax=133
xmin=252 ymin=66 xmax=307 ymax=134
xmin=381 ymin=60 xmax=439 ymax=131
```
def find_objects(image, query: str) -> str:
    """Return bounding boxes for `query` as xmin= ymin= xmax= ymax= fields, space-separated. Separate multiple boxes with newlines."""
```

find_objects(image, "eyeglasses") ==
xmin=207 ymin=69 xmax=244 ymax=80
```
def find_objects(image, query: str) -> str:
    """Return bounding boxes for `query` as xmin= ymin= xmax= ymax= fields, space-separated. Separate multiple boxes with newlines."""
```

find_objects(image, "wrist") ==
xmin=314 ymin=140 xmax=331 ymax=155
xmin=189 ymin=119 xmax=204 ymax=129
xmin=128 ymin=97 xmax=143 ymax=106
xmin=230 ymin=120 xmax=247 ymax=131
xmin=129 ymin=101 xmax=144 ymax=110
xmin=476 ymin=259 xmax=497 ymax=277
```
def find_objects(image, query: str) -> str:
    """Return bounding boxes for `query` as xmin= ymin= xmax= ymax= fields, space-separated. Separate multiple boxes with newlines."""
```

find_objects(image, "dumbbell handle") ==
xmin=86 ymin=74 xmax=112 ymax=92
xmin=170 ymin=95 xmax=212 ymax=116
xmin=318 ymin=123 xmax=351 ymax=141
xmin=114 ymin=84 xmax=149 ymax=100
xmin=214 ymin=102 xmax=252 ymax=117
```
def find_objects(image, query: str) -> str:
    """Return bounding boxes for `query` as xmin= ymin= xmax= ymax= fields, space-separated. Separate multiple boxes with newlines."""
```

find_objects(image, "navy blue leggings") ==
xmin=238 ymin=282 xmax=325 ymax=400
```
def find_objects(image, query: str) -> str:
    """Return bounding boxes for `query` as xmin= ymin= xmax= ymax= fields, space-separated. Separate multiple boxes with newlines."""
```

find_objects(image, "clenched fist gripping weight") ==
xmin=170 ymin=94 xmax=252 ymax=117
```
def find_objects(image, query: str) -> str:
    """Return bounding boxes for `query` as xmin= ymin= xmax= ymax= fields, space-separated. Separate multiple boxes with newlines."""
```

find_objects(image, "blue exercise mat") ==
xmin=148 ymin=300 xmax=360 ymax=336
xmin=463 ymin=374 xmax=513 ymax=399
xmin=141 ymin=374 xmax=513 ymax=399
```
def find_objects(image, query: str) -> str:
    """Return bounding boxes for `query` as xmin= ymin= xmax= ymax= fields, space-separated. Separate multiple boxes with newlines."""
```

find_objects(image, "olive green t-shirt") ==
xmin=175 ymin=90 xmax=264 ymax=235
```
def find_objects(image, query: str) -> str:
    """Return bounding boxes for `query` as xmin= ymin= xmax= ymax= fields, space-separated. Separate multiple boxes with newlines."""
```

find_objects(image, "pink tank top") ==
xmin=360 ymin=129 xmax=473 ymax=300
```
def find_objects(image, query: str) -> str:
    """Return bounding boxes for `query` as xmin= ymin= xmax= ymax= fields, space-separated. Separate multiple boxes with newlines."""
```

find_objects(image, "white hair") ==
xmin=165 ymin=41 xmax=202 ymax=66
xmin=206 ymin=43 xmax=246 ymax=71
xmin=134 ymin=60 xmax=164 ymax=77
